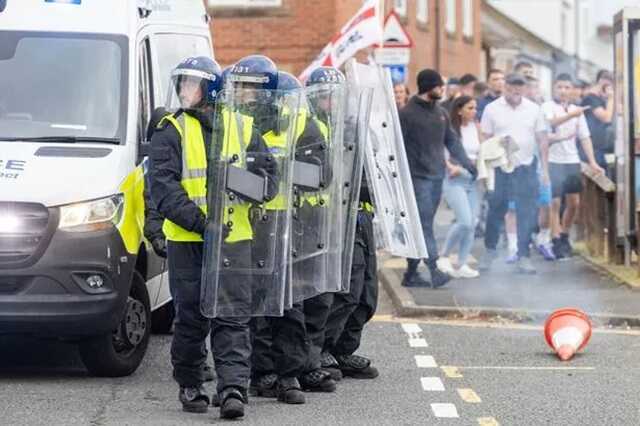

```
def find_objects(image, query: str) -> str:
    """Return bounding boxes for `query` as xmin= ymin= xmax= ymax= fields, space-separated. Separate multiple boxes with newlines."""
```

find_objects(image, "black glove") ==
xmin=151 ymin=237 xmax=167 ymax=258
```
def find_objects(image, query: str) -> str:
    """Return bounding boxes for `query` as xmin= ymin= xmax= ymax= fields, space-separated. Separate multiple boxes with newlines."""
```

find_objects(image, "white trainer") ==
xmin=456 ymin=264 xmax=479 ymax=278
xmin=436 ymin=257 xmax=455 ymax=276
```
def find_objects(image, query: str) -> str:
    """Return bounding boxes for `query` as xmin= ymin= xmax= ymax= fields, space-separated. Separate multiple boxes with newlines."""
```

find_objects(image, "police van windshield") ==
xmin=0 ymin=32 xmax=128 ymax=143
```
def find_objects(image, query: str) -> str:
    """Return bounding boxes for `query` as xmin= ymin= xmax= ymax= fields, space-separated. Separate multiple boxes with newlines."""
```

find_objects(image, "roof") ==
xmin=481 ymin=0 xmax=558 ymax=54
xmin=0 ymin=0 xmax=208 ymax=35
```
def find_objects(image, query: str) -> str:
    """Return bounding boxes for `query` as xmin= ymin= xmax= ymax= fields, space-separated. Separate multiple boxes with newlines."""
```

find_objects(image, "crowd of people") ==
xmin=141 ymin=50 xmax=615 ymax=420
xmin=394 ymin=61 xmax=611 ymax=287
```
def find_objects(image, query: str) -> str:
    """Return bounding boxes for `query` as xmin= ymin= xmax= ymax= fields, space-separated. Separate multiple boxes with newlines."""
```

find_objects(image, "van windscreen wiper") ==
xmin=0 ymin=136 xmax=120 ymax=144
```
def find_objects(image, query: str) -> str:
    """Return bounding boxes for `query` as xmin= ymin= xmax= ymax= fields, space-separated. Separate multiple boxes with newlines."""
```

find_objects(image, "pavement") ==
xmin=380 ymin=208 xmax=640 ymax=327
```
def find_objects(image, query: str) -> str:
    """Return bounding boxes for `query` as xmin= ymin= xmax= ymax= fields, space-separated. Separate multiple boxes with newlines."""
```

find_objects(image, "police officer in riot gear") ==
xmin=248 ymin=68 xmax=339 ymax=401
xmin=142 ymin=106 xmax=216 ymax=381
xmin=315 ymin=66 xmax=378 ymax=381
xmin=149 ymin=56 xmax=274 ymax=419
xmin=322 ymin=173 xmax=379 ymax=380
xmin=296 ymin=66 xmax=348 ymax=389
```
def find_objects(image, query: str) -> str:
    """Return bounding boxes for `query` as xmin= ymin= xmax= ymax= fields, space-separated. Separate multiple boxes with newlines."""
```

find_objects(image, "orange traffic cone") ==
xmin=544 ymin=308 xmax=592 ymax=361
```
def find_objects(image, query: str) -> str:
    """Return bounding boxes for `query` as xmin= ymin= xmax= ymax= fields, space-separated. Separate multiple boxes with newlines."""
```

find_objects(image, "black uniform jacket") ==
xmin=149 ymin=109 xmax=276 ymax=238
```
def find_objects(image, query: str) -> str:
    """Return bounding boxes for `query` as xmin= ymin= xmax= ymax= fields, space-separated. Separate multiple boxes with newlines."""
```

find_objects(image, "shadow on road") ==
xmin=0 ymin=336 xmax=88 ymax=379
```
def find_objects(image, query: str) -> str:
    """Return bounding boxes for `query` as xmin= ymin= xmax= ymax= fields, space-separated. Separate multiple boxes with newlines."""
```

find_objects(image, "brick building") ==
xmin=207 ymin=0 xmax=482 ymax=92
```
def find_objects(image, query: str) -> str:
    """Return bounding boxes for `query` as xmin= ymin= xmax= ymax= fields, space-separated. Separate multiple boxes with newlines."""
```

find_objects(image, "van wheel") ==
xmin=79 ymin=271 xmax=151 ymax=377
xmin=151 ymin=301 xmax=174 ymax=334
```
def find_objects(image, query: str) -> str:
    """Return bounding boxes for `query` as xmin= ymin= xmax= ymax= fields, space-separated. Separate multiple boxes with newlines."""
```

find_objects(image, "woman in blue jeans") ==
xmin=438 ymin=96 xmax=481 ymax=278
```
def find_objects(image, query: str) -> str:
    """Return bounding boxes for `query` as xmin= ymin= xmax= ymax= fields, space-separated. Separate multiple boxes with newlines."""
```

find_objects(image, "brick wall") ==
xmin=384 ymin=0 xmax=482 ymax=93
xmin=209 ymin=0 xmax=362 ymax=72
xmin=208 ymin=0 xmax=481 ymax=88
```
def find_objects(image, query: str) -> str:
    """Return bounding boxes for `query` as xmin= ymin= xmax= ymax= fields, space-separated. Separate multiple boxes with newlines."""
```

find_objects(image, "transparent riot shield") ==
xmin=345 ymin=60 xmax=428 ymax=259
xmin=201 ymin=88 xmax=301 ymax=318
xmin=290 ymin=82 xmax=346 ymax=302
xmin=338 ymin=84 xmax=374 ymax=293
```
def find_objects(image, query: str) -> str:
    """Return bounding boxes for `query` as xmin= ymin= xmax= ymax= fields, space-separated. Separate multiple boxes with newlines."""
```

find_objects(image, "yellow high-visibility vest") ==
xmin=161 ymin=110 xmax=254 ymax=243
xmin=262 ymin=109 xmax=308 ymax=210
xmin=304 ymin=116 xmax=331 ymax=207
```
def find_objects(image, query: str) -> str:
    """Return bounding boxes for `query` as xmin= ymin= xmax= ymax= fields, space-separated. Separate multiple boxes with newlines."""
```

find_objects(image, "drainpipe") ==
xmin=435 ymin=0 xmax=442 ymax=71
xmin=575 ymin=0 xmax=581 ymax=76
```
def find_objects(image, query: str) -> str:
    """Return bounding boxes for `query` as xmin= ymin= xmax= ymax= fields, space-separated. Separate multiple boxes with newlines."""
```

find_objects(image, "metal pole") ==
xmin=575 ymin=0 xmax=580 ymax=76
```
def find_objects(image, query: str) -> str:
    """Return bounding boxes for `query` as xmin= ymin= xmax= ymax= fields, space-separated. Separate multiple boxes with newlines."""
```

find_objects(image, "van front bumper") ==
xmin=0 ymin=222 xmax=136 ymax=338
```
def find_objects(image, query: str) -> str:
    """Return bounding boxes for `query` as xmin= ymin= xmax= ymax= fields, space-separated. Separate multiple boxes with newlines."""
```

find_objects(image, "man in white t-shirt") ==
xmin=479 ymin=73 xmax=549 ymax=275
xmin=542 ymin=74 xmax=604 ymax=258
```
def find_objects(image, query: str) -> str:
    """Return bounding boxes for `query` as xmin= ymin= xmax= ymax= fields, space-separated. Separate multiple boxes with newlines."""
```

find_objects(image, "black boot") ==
xmin=428 ymin=266 xmax=451 ymax=289
xmin=299 ymin=369 xmax=337 ymax=392
xmin=320 ymin=352 xmax=343 ymax=381
xmin=560 ymin=233 xmax=573 ymax=257
xmin=249 ymin=373 xmax=278 ymax=398
xmin=179 ymin=386 xmax=210 ymax=413
xmin=552 ymin=238 xmax=566 ymax=260
xmin=219 ymin=387 xmax=246 ymax=420
xmin=336 ymin=354 xmax=379 ymax=379
xmin=276 ymin=377 xmax=306 ymax=404
xmin=402 ymin=259 xmax=431 ymax=287
xmin=401 ymin=269 xmax=432 ymax=287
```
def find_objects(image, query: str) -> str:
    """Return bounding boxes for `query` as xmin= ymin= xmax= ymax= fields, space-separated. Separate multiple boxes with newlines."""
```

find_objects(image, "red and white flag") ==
xmin=299 ymin=0 xmax=383 ymax=81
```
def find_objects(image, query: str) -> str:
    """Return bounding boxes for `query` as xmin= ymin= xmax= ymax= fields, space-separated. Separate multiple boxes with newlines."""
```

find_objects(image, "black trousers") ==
xmin=324 ymin=210 xmax=378 ymax=356
xmin=167 ymin=241 xmax=251 ymax=395
xmin=250 ymin=303 xmax=309 ymax=379
xmin=249 ymin=207 xmax=309 ymax=380
xmin=303 ymin=292 xmax=335 ymax=371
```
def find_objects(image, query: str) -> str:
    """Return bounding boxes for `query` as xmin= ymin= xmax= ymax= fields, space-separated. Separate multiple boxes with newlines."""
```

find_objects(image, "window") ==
xmin=561 ymin=9 xmax=568 ymax=48
xmin=209 ymin=0 xmax=282 ymax=7
xmin=446 ymin=0 xmax=456 ymax=34
xmin=462 ymin=0 xmax=473 ymax=38
xmin=151 ymin=33 xmax=211 ymax=107
xmin=0 ymin=32 xmax=127 ymax=141
xmin=582 ymin=5 xmax=590 ymax=39
xmin=137 ymin=39 xmax=152 ymax=145
xmin=394 ymin=0 xmax=407 ymax=17
xmin=417 ymin=0 xmax=428 ymax=24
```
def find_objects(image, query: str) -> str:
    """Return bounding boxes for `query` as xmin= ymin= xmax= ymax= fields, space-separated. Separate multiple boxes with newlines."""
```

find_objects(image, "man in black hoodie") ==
xmin=399 ymin=69 xmax=477 ymax=288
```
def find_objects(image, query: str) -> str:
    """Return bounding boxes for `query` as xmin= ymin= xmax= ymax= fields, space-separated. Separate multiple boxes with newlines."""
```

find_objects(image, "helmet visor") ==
xmin=166 ymin=72 xmax=207 ymax=112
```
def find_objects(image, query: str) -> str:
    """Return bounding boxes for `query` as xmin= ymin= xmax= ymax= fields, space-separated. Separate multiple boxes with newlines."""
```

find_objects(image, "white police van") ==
xmin=0 ymin=0 xmax=213 ymax=376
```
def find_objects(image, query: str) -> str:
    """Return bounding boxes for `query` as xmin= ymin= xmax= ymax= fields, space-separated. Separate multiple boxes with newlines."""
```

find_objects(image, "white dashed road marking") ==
xmin=401 ymin=324 xmax=462 ymax=421
xmin=431 ymin=403 xmax=460 ymax=418
xmin=421 ymin=377 xmax=445 ymax=391
xmin=402 ymin=323 xmax=422 ymax=334
xmin=408 ymin=338 xmax=428 ymax=348
xmin=400 ymin=324 xmax=500 ymax=423
xmin=415 ymin=355 xmax=437 ymax=368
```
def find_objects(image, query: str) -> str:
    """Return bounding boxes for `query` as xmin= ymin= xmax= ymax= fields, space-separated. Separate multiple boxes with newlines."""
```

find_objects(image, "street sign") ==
xmin=373 ymin=47 xmax=410 ymax=65
xmin=386 ymin=64 xmax=407 ymax=84
xmin=374 ymin=10 xmax=414 ymax=48
xmin=372 ymin=11 xmax=413 ymax=81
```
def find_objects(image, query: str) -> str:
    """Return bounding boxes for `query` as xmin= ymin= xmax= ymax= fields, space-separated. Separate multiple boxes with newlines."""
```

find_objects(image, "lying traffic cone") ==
xmin=543 ymin=308 xmax=592 ymax=361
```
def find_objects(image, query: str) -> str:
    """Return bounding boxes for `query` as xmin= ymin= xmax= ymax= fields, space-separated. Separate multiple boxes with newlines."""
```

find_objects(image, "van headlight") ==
xmin=0 ymin=214 xmax=20 ymax=233
xmin=58 ymin=195 xmax=124 ymax=232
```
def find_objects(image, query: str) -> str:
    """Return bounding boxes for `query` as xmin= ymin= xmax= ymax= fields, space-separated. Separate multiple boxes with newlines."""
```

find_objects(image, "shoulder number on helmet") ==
xmin=232 ymin=65 xmax=250 ymax=74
